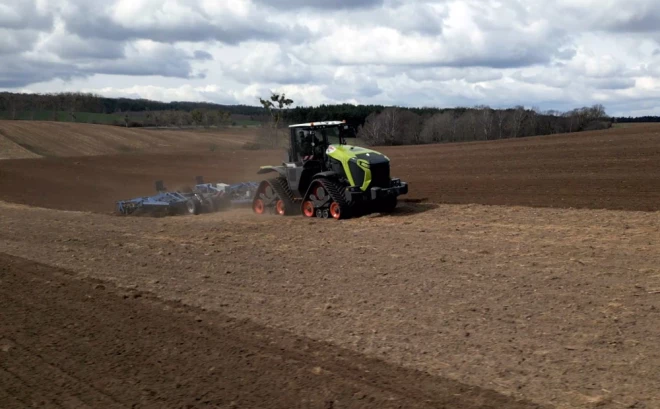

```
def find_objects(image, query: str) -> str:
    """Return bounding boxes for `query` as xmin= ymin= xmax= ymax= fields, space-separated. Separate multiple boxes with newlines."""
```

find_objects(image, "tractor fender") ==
xmin=257 ymin=166 xmax=286 ymax=178
xmin=312 ymin=171 xmax=338 ymax=180
xmin=301 ymin=172 xmax=339 ymax=201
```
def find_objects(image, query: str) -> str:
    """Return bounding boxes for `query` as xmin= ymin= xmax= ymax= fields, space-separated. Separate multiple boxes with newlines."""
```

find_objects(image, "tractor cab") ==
xmin=287 ymin=121 xmax=354 ymax=165
xmin=276 ymin=121 xmax=354 ymax=193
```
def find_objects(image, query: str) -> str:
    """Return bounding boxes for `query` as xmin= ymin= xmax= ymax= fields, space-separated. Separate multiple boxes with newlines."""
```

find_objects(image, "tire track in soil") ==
xmin=0 ymin=253 xmax=547 ymax=409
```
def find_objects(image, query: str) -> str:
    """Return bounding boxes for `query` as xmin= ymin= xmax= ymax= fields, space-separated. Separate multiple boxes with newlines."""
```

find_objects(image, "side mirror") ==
xmin=339 ymin=125 xmax=356 ymax=144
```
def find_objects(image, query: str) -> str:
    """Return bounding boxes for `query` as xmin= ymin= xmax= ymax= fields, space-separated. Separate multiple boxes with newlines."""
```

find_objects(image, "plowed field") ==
xmin=1 ymin=124 xmax=660 ymax=212
xmin=2 ymin=123 xmax=660 ymax=409
xmin=1 ymin=201 xmax=659 ymax=409
xmin=0 ymin=120 xmax=254 ymax=159
xmin=1 ymin=253 xmax=543 ymax=409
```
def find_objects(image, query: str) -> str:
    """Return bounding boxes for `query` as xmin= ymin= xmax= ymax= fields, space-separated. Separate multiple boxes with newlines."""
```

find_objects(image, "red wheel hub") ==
xmin=302 ymin=201 xmax=315 ymax=217
xmin=329 ymin=202 xmax=341 ymax=219
xmin=276 ymin=199 xmax=286 ymax=215
xmin=253 ymin=199 xmax=265 ymax=214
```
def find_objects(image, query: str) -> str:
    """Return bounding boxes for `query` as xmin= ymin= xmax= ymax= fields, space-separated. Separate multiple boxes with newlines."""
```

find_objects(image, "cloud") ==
xmin=1 ymin=0 xmax=660 ymax=116
xmin=292 ymin=1 xmax=567 ymax=69
xmin=407 ymin=67 xmax=503 ymax=84
xmin=0 ymin=28 xmax=41 ymax=55
xmin=42 ymin=31 xmax=126 ymax=60
xmin=252 ymin=0 xmax=384 ymax=10
xmin=0 ymin=0 xmax=53 ymax=30
xmin=220 ymin=44 xmax=320 ymax=85
xmin=85 ymin=84 xmax=241 ymax=105
xmin=0 ymin=59 xmax=83 ymax=88
xmin=80 ymin=41 xmax=203 ymax=78
xmin=323 ymin=67 xmax=383 ymax=101
xmin=59 ymin=0 xmax=309 ymax=45
xmin=194 ymin=50 xmax=213 ymax=60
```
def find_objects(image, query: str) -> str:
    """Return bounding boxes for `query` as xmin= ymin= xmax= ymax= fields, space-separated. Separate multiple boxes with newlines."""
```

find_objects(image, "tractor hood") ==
xmin=326 ymin=144 xmax=391 ymax=191
xmin=325 ymin=144 xmax=390 ymax=164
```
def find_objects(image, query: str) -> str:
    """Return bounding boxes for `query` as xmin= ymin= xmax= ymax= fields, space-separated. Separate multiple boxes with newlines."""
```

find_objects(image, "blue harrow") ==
xmin=116 ymin=177 xmax=258 ymax=216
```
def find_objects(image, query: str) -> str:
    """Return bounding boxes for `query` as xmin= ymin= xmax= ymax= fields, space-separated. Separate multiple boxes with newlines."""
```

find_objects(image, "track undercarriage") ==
xmin=252 ymin=176 xmax=396 ymax=220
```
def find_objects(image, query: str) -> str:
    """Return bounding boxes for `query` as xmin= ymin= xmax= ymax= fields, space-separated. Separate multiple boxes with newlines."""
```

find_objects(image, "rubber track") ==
xmin=317 ymin=178 xmax=352 ymax=219
xmin=269 ymin=177 xmax=300 ymax=216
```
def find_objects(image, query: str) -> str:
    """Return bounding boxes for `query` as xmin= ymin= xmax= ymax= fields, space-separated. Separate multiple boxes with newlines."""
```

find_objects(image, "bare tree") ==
xmin=259 ymin=92 xmax=293 ymax=148
xmin=6 ymin=93 xmax=19 ymax=120
xmin=203 ymin=110 xmax=215 ymax=128
xmin=380 ymin=108 xmax=405 ymax=145
xmin=419 ymin=113 xmax=443 ymax=143
xmin=357 ymin=112 xmax=383 ymax=145
xmin=511 ymin=106 xmax=527 ymax=138
xmin=191 ymin=109 xmax=203 ymax=126
xmin=476 ymin=105 xmax=494 ymax=140
xmin=398 ymin=110 xmax=423 ymax=145
xmin=495 ymin=109 xmax=508 ymax=139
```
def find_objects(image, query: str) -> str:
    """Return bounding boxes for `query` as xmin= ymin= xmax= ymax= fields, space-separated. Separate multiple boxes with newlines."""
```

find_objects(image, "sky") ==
xmin=1 ymin=0 xmax=660 ymax=116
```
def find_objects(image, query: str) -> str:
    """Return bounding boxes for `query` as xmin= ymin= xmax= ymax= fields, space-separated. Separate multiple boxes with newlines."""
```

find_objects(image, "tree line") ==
xmin=0 ymin=92 xmax=262 ymax=120
xmin=0 ymin=91 xmax=632 ymax=147
xmin=356 ymin=105 xmax=612 ymax=145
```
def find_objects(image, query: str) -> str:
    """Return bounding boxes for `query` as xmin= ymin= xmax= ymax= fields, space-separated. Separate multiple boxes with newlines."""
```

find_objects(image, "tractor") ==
xmin=252 ymin=121 xmax=408 ymax=219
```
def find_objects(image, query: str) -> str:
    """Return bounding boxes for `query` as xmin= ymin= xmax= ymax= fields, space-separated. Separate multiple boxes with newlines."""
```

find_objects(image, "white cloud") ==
xmin=0 ymin=0 xmax=660 ymax=115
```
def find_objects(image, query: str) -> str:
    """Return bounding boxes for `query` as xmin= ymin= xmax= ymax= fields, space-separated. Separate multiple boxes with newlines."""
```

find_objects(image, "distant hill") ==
xmin=0 ymin=120 xmax=255 ymax=159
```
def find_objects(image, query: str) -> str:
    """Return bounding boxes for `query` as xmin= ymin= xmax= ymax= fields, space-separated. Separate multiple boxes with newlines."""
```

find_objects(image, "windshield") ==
xmin=319 ymin=126 xmax=341 ymax=145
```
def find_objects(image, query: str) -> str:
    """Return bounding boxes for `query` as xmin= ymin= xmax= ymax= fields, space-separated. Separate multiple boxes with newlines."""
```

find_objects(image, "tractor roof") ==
xmin=289 ymin=121 xmax=344 ymax=128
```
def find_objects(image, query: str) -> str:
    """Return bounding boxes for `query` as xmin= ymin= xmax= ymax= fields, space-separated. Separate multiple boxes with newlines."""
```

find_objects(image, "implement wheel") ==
xmin=186 ymin=199 xmax=201 ymax=215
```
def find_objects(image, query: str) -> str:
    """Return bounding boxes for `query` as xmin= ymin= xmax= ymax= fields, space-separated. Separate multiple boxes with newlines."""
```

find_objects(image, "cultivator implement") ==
xmin=116 ymin=177 xmax=258 ymax=216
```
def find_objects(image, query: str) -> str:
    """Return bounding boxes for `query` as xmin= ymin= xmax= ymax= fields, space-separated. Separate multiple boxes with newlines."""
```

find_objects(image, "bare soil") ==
xmin=1 ymin=201 xmax=659 ymax=409
xmin=0 ymin=120 xmax=255 ymax=159
xmin=2 ymin=123 xmax=660 ymax=408
xmin=1 ymin=253 xmax=544 ymax=409
xmin=1 ymin=124 xmax=660 ymax=213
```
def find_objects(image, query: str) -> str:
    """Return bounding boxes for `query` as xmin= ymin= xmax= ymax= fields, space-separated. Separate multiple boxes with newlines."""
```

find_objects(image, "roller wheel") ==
xmin=313 ymin=185 xmax=327 ymax=201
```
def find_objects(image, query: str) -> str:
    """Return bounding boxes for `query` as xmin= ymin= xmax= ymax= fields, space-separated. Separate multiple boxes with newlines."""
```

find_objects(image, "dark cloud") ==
xmin=0 ymin=0 xmax=53 ymax=30
xmin=603 ymin=11 xmax=660 ymax=33
xmin=587 ymin=78 xmax=636 ymax=90
xmin=555 ymin=48 xmax=577 ymax=61
xmin=60 ymin=2 xmax=309 ymax=45
xmin=0 ymin=29 xmax=40 ymax=55
xmin=83 ymin=45 xmax=200 ymax=79
xmin=49 ymin=36 xmax=126 ymax=60
xmin=194 ymin=50 xmax=213 ymax=60
xmin=253 ymin=0 xmax=384 ymax=10
xmin=0 ymin=59 xmax=85 ymax=88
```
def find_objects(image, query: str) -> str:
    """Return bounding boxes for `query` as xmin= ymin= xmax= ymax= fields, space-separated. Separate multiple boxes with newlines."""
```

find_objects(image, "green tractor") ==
xmin=252 ymin=121 xmax=408 ymax=219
